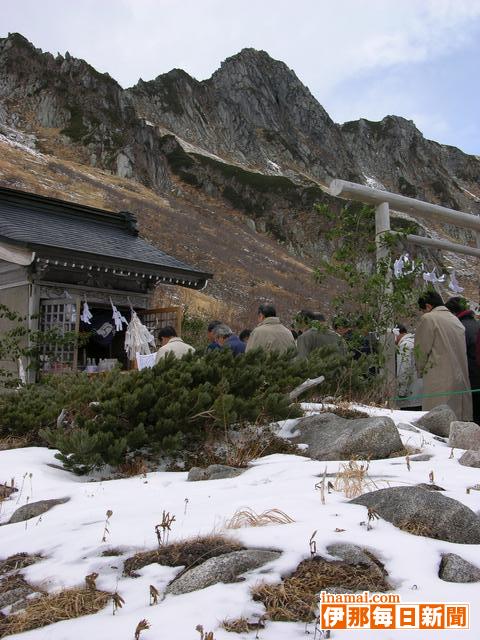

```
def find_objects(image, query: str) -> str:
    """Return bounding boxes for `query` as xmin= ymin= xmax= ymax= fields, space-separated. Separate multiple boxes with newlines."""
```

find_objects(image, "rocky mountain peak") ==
xmin=343 ymin=115 xmax=418 ymax=136
xmin=2 ymin=32 xmax=36 ymax=52
xmin=213 ymin=47 xmax=291 ymax=78
xmin=211 ymin=47 xmax=321 ymax=115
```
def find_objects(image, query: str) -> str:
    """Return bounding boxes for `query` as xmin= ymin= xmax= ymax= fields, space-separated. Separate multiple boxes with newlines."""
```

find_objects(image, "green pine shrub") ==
xmin=1 ymin=346 xmax=373 ymax=473
xmin=0 ymin=372 xmax=109 ymax=436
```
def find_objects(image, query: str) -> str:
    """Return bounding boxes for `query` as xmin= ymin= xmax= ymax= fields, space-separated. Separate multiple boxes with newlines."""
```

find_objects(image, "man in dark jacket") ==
xmin=213 ymin=323 xmax=246 ymax=356
xmin=206 ymin=320 xmax=222 ymax=351
xmin=296 ymin=310 xmax=347 ymax=359
xmin=446 ymin=296 xmax=480 ymax=423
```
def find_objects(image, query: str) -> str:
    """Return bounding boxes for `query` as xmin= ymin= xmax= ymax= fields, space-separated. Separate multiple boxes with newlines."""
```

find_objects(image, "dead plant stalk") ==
xmin=226 ymin=507 xmax=294 ymax=529
xmin=155 ymin=510 xmax=175 ymax=546
xmin=102 ymin=509 xmax=113 ymax=543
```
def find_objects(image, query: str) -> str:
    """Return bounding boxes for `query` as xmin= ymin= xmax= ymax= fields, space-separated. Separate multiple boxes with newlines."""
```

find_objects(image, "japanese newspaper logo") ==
xmin=319 ymin=591 xmax=469 ymax=630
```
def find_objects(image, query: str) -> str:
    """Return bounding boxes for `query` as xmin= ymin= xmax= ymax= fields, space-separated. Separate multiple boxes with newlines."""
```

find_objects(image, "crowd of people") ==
xmin=154 ymin=293 xmax=480 ymax=422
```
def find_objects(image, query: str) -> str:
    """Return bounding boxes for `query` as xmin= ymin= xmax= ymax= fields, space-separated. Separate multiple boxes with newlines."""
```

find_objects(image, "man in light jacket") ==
xmin=155 ymin=325 xmax=195 ymax=362
xmin=246 ymin=304 xmax=296 ymax=355
xmin=395 ymin=324 xmax=423 ymax=409
xmin=415 ymin=290 xmax=472 ymax=420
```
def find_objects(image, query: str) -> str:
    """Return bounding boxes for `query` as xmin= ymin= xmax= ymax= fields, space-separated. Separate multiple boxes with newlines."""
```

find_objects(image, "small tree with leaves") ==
xmin=0 ymin=303 xmax=88 ymax=387
xmin=314 ymin=202 xmax=425 ymax=394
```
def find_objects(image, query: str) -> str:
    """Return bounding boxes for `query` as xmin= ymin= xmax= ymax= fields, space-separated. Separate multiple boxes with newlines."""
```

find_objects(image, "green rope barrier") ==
xmin=393 ymin=387 xmax=480 ymax=403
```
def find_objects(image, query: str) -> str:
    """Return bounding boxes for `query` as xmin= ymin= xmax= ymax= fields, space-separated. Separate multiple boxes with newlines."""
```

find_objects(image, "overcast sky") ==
xmin=3 ymin=0 xmax=480 ymax=154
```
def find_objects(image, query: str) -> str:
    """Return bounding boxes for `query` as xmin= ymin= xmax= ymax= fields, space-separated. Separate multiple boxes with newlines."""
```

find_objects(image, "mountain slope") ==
xmin=0 ymin=122 xmax=326 ymax=322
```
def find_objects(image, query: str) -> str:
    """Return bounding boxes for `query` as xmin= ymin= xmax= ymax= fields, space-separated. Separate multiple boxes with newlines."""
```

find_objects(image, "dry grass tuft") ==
xmin=334 ymin=458 xmax=380 ymax=499
xmin=252 ymin=556 xmax=390 ymax=622
xmin=183 ymin=426 xmax=299 ymax=471
xmin=195 ymin=624 xmax=215 ymax=640
xmin=222 ymin=616 xmax=266 ymax=633
xmin=226 ymin=507 xmax=294 ymax=529
xmin=0 ymin=434 xmax=33 ymax=452
xmin=117 ymin=457 xmax=148 ymax=477
xmin=0 ymin=554 xmax=42 ymax=576
xmin=319 ymin=404 xmax=369 ymax=419
xmin=124 ymin=534 xmax=244 ymax=577
xmin=134 ymin=619 xmax=150 ymax=640
xmin=100 ymin=548 xmax=124 ymax=557
xmin=223 ymin=429 xmax=298 ymax=468
xmin=0 ymin=482 xmax=16 ymax=502
xmin=388 ymin=445 xmax=421 ymax=458
xmin=0 ymin=588 xmax=110 ymax=638
xmin=221 ymin=617 xmax=251 ymax=633
xmin=397 ymin=520 xmax=437 ymax=538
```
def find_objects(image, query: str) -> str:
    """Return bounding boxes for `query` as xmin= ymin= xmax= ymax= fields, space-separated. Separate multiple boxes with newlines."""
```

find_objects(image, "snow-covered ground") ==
xmin=1 ymin=405 xmax=479 ymax=639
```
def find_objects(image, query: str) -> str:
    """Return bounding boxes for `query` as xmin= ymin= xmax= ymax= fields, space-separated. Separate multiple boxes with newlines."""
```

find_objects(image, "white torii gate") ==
xmin=328 ymin=179 xmax=480 ymax=262
xmin=325 ymin=179 xmax=480 ymax=404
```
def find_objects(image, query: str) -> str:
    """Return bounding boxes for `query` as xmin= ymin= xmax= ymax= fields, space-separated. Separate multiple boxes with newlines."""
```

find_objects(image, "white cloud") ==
xmin=2 ymin=0 xmax=480 ymax=150
xmin=3 ymin=0 xmax=480 ymax=89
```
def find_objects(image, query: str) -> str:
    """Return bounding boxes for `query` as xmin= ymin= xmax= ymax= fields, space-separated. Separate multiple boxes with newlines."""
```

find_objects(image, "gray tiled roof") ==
xmin=0 ymin=187 xmax=211 ymax=279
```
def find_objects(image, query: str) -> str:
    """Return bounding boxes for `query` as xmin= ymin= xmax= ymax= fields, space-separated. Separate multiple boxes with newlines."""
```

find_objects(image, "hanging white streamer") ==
xmin=80 ymin=300 xmax=93 ymax=324
xmin=393 ymin=253 xmax=415 ymax=278
xmin=403 ymin=253 xmax=415 ymax=274
xmin=124 ymin=310 xmax=156 ymax=360
xmin=111 ymin=301 xmax=128 ymax=332
xmin=448 ymin=270 xmax=464 ymax=293
xmin=393 ymin=255 xmax=405 ymax=278
xmin=422 ymin=267 xmax=446 ymax=284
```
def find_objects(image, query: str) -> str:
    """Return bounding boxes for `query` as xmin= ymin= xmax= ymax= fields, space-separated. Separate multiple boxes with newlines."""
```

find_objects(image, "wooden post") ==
xmin=27 ymin=282 xmax=40 ymax=384
xmin=176 ymin=306 xmax=183 ymax=337
xmin=375 ymin=202 xmax=396 ymax=401
xmin=375 ymin=201 xmax=391 ymax=263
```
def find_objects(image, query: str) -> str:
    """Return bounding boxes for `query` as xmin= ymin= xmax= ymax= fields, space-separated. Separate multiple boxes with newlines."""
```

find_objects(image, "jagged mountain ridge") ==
xmin=1 ymin=32 xmax=480 ymax=312
xmin=1 ymin=32 xmax=479 ymax=211
xmin=128 ymin=48 xmax=357 ymax=184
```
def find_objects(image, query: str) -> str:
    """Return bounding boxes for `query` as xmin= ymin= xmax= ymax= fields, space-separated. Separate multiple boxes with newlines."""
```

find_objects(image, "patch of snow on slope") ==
xmin=459 ymin=186 xmax=480 ymax=203
xmin=0 ymin=123 xmax=42 ymax=158
xmin=266 ymin=159 xmax=281 ymax=174
xmin=363 ymin=173 xmax=386 ymax=190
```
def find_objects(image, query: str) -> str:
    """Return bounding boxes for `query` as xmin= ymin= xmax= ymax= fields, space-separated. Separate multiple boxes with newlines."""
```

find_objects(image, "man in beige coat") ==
xmin=415 ymin=290 xmax=472 ymax=420
xmin=246 ymin=304 xmax=296 ymax=355
xmin=155 ymin=325 xmax=195 ymax=363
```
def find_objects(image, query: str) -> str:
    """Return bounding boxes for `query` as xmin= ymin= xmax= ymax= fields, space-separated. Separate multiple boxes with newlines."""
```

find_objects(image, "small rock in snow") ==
xmin=449 ymin=421 xmax=480 ymax=451
xmin=439 ymin=553 xmax=480 ymax=583
xmin=6 ymin=497 xmax=70 ymax=525
xmin=459 ymin=450 xmax=480 ymax=468
xmin=166 ymin=549 xmax=280 ymax=595
xmin=415 ymin=405 xmax=456 ymax=437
